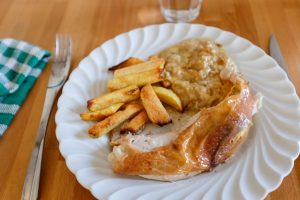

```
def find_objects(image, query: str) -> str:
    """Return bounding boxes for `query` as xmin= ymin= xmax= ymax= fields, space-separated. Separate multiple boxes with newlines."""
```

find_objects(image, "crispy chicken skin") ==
xmin=108 ymin=78 xmax=255 ymax=180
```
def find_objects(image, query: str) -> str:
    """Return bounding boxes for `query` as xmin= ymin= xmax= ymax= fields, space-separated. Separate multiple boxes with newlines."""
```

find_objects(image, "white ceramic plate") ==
xmin=55 ymin=24 xmax=300 ymax=200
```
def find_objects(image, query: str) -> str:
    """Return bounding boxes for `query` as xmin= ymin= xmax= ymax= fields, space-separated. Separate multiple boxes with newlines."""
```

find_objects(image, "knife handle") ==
xmin=21 ymin=88 xmax=58 ymax=200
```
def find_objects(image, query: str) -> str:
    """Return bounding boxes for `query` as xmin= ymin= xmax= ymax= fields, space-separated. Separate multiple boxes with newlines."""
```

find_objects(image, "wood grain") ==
xmin=0 ymin=0 xmax=299 ymax=199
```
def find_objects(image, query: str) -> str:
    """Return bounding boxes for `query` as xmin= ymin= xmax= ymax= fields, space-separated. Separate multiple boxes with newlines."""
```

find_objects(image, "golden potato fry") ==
xmin=108 ymin=57 xmax=144 ymax=71
xmin=88 ymin=102 xmax=143 ymax=138
xmin=113 ymin=58 xmax=164 ymax=77
xmin=140 ymin=84 xmax=171 ymax=126
xmin=87 ymin=85 xmax=139 ymax=111
xmin=108 ymin=68 xmax=164 ymax=91
xmin=80 ymin=103 xmax=124 ymax=121
xmin=120 ymin=110 xmax=149 ymax=134
xmin=152 ymin=86 xmax=183 ymax=112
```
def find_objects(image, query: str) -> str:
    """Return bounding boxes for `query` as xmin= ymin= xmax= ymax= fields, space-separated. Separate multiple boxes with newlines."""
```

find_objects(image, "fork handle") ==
xmin=22 ymin=88 xmax=58 ymax=200
xmin=24 ymin=139 xmax=44 ymax=200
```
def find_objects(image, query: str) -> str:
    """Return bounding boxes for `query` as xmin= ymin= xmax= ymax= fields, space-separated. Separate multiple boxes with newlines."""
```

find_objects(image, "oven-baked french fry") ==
xmin=87 ymin=85 xmax=139 ymax=111
xmin=80 ymin=103 xmax=124 ymax=121
xmin=120 ymin=110 xmax=149 ymax=134
xmin=88 ymin=102 xmax=143 ymax=138
xmin=108 ymin=68 xmax=164 ymax=91
xmin=152 ymin=86 xmax=183 ymax=112
xmin=113 ymin=58 xmax=164 ymax=77
xmin=140 ymin=84 xmax=171 ymax=126
xmin=108 ymin=57 xmax=144 ymax=71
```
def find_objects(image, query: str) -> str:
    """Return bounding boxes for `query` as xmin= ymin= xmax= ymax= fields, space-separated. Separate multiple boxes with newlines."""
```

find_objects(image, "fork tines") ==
xmin=55 ymin=34 xmax=72 ymax=63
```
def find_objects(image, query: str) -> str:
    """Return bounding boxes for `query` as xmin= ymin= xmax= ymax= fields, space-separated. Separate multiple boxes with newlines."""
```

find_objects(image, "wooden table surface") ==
xmin=0 ymin=0 xmax=300 ymax=199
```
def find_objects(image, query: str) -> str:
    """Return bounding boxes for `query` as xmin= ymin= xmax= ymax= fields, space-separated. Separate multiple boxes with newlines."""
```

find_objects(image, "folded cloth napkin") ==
xmin=0 ymin=39 xmax=51 ymax=136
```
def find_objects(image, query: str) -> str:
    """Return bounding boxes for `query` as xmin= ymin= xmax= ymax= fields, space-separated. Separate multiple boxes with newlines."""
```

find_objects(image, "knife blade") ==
xmin=269 ymin=34 xmax=290 ymax=78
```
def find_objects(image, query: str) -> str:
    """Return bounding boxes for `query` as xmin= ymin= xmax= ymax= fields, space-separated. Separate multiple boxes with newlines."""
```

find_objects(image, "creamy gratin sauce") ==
xmin=158 ymin=39 xmax=237 ymax=111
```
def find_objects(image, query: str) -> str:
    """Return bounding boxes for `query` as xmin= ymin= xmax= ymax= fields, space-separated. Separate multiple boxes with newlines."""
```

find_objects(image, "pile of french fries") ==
xmin=80 ymin=57 xmax=183 ymax=138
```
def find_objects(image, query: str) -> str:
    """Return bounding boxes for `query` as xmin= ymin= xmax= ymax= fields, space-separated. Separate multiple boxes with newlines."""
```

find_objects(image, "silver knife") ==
xmin=22 ymin=34 xmax=72 ymax=200
xmin=269 ymin=34 xmax=290 ymax=78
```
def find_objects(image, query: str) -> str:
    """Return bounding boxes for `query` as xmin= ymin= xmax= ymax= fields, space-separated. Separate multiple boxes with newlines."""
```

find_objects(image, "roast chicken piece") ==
xmin=108 ymin=77 xmax=256 ymax=181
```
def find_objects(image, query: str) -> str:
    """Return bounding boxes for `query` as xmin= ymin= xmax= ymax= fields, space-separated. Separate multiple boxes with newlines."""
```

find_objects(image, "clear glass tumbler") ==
xmin=159 ymin=0 xmax=202 ymax=22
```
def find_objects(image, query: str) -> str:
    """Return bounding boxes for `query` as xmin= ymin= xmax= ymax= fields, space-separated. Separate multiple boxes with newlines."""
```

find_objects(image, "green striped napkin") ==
xmin=0 ymin=39 xmax=51 ymax=136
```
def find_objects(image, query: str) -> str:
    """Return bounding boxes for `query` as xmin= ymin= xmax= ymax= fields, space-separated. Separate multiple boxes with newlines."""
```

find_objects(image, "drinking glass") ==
xmin=159 ymin=0 xmax=202 ymax=22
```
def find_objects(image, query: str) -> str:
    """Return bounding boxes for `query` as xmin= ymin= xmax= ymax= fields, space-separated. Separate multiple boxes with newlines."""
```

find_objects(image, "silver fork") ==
xmin=22 ymin=34 xmax=72 ymax=200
